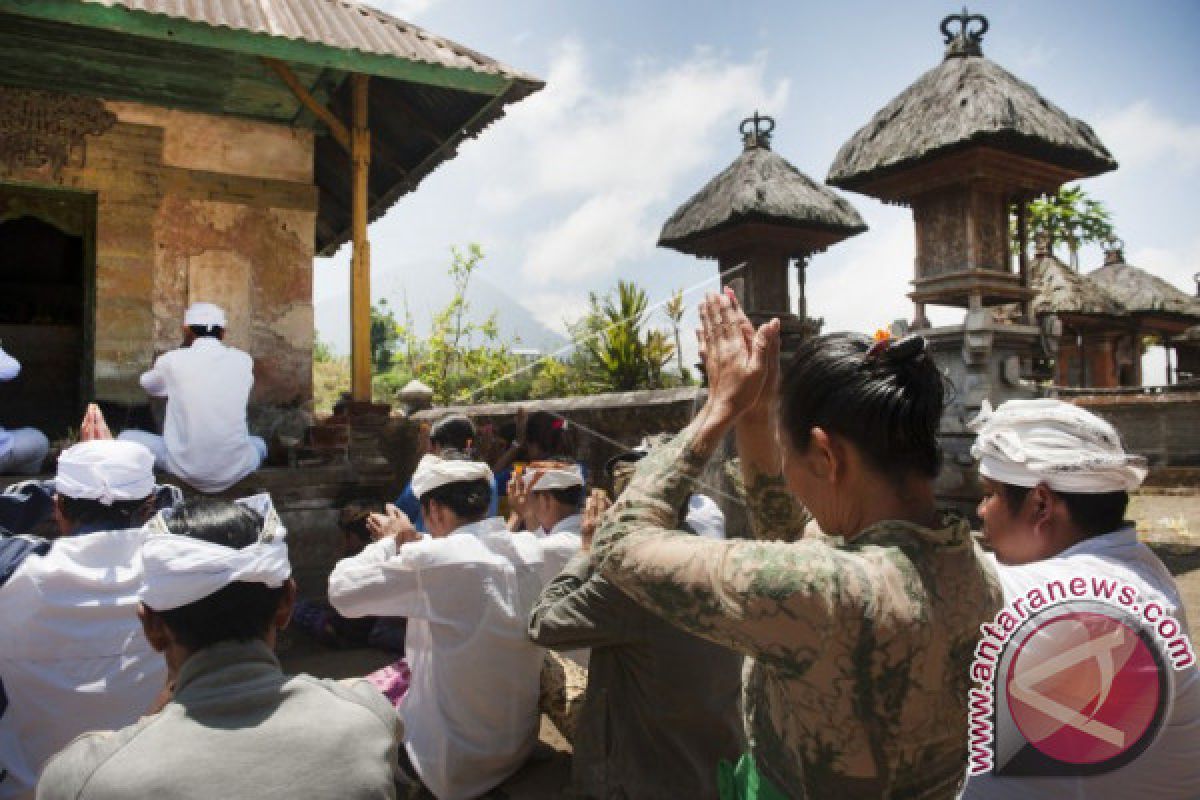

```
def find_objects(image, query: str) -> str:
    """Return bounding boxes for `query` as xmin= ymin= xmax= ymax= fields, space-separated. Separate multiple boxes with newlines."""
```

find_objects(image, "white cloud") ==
xmin=1127 ymin=237 xmax=1200 ymax=298
xmin=456 ymin=42 xmax=790 ymax=294
xmin=1096 ymin=102 xmax=1200 ymax=172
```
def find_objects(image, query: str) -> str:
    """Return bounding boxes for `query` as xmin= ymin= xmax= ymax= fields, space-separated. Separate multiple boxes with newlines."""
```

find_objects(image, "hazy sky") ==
xmin=315 ymin=0 xmax=1200 ymax=378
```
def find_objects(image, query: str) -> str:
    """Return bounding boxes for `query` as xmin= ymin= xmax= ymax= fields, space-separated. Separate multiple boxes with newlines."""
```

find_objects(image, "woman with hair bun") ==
xmin=589 ymin=289 xmax=1003 ymax=800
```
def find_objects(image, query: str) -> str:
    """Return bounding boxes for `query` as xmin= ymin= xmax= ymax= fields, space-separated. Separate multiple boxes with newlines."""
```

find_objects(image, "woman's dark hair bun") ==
xmin=781 ymin=332 xmax=944 ymax=479
xmin=881 ymin=334 xmax=926 ymax=365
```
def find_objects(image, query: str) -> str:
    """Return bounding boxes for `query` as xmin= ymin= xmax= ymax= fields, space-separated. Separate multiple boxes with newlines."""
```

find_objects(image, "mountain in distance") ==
xmin=315 ymin=265 xmax=570 ymax=358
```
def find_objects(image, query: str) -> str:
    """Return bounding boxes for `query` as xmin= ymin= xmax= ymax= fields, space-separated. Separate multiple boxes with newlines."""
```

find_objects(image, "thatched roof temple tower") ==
xmin=826 ymin=8 xmax=1118 ymax=509
xmin=660 ymin=113 xmax=865 ymax=351
xmin=828 ymin=8 xmax=1116 ymax=327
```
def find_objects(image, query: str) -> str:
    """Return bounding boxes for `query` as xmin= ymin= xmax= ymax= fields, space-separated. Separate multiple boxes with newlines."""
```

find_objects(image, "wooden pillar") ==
xmin=1015 ymin=195 xmax=1032 ymax=324
xmin=350 ymin=74 xmax=372 ymax=401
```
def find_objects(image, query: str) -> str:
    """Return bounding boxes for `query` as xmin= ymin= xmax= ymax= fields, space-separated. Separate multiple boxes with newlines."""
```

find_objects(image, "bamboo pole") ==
xmin=350 ymin=73 xmax=372 ymax=401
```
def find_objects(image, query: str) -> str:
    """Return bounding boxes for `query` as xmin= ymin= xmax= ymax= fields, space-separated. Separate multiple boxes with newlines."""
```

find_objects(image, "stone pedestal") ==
xmin=925 ymin=314 xmax=1041 ymax=515
xmin=345 ymin=401 xmax=397 ymax=488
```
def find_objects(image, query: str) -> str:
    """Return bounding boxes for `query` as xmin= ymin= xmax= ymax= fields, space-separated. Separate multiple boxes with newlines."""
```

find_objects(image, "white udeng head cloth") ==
xmin=184 ymin=302 xmax=227 ymax=329
xmin=55 ymin=440 xmax=155 ymax=506
xmin=410 ymin=453 xmax=493 ymax=500
xmin=525 ymin=462 xmax=584 ymax=492
xmin=970 ymin=398 xmax=1147 ymax=493
xmin=140 ymin=493 xmax=291 ymax=611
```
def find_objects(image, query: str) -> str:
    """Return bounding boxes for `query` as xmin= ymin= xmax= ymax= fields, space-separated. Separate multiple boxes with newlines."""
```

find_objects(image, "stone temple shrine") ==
xmin=827 ymin=9 xmax=1118 ymax=508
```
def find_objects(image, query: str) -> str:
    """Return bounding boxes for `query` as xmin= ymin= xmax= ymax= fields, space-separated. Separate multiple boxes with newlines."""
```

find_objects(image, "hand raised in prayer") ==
xmin=80 ymin=403 xmax=114 ymax=441
xmin=506 ymin=467 xmax=540 ymax=529
xmin=367 ymin=504 xmax=420 ymax=547
xmin=580 ymin=489 xmax=611 ymax=553
xmin=698 ymin=288 xmax=780 ymax=430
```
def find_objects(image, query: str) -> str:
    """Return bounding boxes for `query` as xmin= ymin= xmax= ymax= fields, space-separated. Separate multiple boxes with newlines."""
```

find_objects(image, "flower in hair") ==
xmin=867 ymin=328 xmax=894 ymax=360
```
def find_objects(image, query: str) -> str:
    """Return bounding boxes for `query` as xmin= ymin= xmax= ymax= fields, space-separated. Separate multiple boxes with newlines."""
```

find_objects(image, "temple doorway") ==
xmin=0 ymin=184 xmax=94 ymax=441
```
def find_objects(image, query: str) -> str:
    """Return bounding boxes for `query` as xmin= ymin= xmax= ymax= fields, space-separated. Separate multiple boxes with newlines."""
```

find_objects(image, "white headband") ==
xmin=524 ymin=463 xmax=584 ymax=492
xmin=410 ymin=454 xmax=493 ymax=500
xmin=970 ymin=399 xmax=1147 ymax=494
xmin=184 ymin=302 xmax=227 ymax=329
xmin=139 ymin=493 xmax=291 ymax=611
xmin=55 ymin=440 xmax=156 ymax=506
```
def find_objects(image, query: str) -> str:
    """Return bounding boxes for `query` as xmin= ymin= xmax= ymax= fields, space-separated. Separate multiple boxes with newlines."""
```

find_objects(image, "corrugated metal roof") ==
xmin=84 ymin=0 xmax=537 ymax=82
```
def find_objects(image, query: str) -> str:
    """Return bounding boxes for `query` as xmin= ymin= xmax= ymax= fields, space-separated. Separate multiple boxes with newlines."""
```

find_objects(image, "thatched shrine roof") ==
xmin=0 ymin=0 xmax=543 ymax=255
xmin=1088 ymin=248 xmax=1200 ymax=319
xmin=827 ymin=11 xmax=1116 ymax=193
xmin=1027 ymin=252 xmax=1124 ymax=317
xmin=660 ymin=115 xmax=866 ymax=257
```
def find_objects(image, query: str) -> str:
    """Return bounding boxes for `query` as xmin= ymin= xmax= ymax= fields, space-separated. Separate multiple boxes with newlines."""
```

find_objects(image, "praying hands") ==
xmin=366 ymin=503 xmax=420 ymax=546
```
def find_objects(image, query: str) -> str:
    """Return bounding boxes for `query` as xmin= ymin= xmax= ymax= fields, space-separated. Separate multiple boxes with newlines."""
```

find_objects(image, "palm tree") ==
xmin=664 ymin=290 xmax=687 ymax=380
xmin=588 ymin=280 xmax=650 ymax=390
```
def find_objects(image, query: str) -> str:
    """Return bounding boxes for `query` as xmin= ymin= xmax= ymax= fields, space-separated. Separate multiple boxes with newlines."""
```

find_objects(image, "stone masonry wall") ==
xmin=2 ymin=95 xmax=316 ymax=408
xmin=1068 ymin=392 xmax=1200 ymax=467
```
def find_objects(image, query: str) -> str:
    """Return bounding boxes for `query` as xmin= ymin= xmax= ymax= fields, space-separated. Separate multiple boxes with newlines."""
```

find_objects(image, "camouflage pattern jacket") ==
xmin=591 ymin=429 xmax=1004 ymax=799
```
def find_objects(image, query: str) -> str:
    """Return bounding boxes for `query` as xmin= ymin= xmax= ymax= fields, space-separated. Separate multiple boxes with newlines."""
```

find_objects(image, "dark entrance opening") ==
xmin=0 ymin=185 xmax=95 ymax=442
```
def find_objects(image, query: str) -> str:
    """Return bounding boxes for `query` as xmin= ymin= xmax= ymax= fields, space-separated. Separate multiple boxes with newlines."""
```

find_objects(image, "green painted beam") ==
xmin=0 ymin=0 xmax=511 ymax=96
xmin=0 ymin=14 xmax=349 ymax=125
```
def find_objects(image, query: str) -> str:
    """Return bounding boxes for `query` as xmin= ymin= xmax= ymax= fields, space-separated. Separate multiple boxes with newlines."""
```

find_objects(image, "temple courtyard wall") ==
xmin=2 ymin=94 xmax=316 ymax=409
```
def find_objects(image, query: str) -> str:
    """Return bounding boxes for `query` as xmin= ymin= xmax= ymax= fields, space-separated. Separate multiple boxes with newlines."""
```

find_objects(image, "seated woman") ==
xmin=589 ymin=289 xmax=1004 ymax=799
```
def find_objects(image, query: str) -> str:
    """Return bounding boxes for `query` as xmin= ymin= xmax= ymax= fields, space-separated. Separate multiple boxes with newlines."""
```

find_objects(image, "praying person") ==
xmin=961 ymin=399 xmax=1200 ymax=799
xmin=589 ymin=290 xmax=1004 ymax=798
xmin=328 ymin=453 xmax=574 ymax=800
xmin=506 ymin=460 xmax=585 ymax=541
xmin=36 ymin=497 xmax=401 ymax=800
xmin=0 ymin=344 xmax=49 ymax=475
xmin=0 ymin=440 xmax=167 ymax=800
xmin=394 ymin=414 xmax=498 ymax=531
xmin=528 ymin=474 xmax=744 ymax=799
xmin=119 ymin=302 xmax=266 ymax=492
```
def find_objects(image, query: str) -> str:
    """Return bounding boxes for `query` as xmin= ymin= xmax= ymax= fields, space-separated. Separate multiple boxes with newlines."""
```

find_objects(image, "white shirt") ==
xmin=140 ymin=338 xmax=259 ymax=492
xmin=0 ymin=527 xmax=166 ymax=799
xmin=961 ymin=528 xmax=1200 ymax=800
xmin=685 ymin=494 xmax=726 ymax=539
xmin=328 ymin=517 xmax=574 ymax=800
xmin=0 ymin=347 xmax=20 ymax=461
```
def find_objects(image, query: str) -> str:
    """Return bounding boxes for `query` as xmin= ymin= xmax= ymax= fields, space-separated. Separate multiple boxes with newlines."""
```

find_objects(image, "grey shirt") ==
xmin=529 ymin=552 xmax=744 ymax=800
xmin=37 ymin=640 xmax=400 ymax=800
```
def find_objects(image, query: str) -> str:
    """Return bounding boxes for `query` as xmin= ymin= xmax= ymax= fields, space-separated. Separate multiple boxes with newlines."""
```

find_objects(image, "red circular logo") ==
xmin=1006 ymin=610 xmax=1163 ymax=766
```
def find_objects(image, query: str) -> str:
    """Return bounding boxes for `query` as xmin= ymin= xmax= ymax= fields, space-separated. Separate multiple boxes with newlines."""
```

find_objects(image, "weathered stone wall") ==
xmin=1 ymin=94 xmax=316 ymax=408
xmin=405 ymin=388 xmax=705 ymax=489
xmin=1067 ymin=392 xmax=1200 ymax=467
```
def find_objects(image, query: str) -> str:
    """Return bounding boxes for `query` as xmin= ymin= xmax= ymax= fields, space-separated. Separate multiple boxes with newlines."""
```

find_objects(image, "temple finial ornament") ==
xmin=941 ymin=7 xmax=988 ymax=58
xmin=740 ymin=111 xmax=775 ymax=150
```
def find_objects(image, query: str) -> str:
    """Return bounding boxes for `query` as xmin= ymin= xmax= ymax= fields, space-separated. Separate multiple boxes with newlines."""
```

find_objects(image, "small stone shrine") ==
xmin=659 ymin=113 xmax=866 ymax=354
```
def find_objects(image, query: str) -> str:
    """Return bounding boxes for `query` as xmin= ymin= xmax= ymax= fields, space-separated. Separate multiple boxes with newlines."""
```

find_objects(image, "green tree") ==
xmin=313 ymin=334 xmax=335 ymax=363
xmin=1013 ymin=185 xmax=1116 ymax=268
xmin=645 ymin=328 xmax=675 ymax=388
xmin=664 ymin=289 xmax=688 ymax=380
xmin=370 ymin=299 xmax=401 ymax=373
xmin=587 ymin=280 xmax=651 ymax=390
xmin=370 ymin=244 xmax=526 ymax=405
